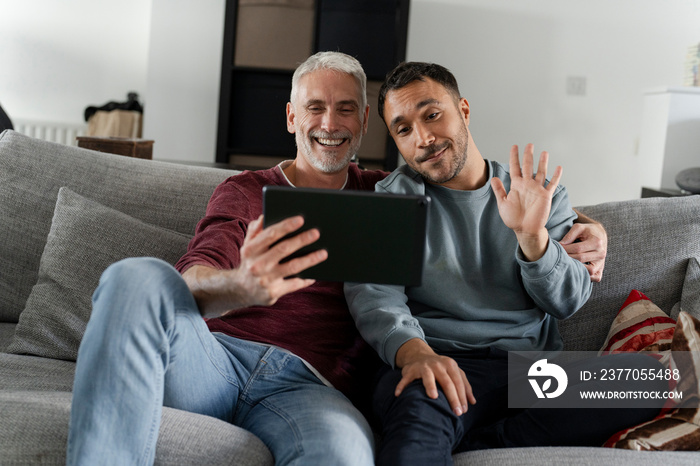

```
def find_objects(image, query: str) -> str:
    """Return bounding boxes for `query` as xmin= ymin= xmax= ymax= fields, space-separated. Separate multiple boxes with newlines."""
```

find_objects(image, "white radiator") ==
xmin=12 ymin=119 xmax=87 ymax=146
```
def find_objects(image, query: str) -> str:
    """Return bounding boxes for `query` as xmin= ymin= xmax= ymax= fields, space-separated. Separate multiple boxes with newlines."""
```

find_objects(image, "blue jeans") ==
xmin=66 ymin=258 xmax=374 ymax=466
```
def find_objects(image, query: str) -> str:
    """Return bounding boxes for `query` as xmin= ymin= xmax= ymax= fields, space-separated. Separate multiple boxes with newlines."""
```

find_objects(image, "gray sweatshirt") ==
xmin=344 ymin=161 xmax=592 ymax=367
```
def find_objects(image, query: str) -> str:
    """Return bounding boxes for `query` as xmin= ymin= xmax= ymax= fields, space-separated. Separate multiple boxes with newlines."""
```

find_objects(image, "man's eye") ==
xmin=396 ymin=126 xmax=410 ymax=135
xmin=427 ymin=112 xmax=439 ymax=120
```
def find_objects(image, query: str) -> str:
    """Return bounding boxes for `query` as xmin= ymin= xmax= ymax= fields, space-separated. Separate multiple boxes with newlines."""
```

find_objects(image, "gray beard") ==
xmin=296 ymin=131 xmax=363 ymax=174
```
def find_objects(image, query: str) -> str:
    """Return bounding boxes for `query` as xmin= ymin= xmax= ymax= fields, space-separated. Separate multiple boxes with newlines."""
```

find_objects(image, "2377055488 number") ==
xmin=598 ymin=368 xmax=680 ymax=382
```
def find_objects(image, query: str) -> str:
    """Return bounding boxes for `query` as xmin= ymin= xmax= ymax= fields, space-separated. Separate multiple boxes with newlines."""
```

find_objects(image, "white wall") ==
xmin=2 ymin=0 xmax=699 ymax=203
xmin=0 ymin=0 xmax=224 ymax=162
xmin=406 ymin=0 xmax=700 ymax=205
xmin=0 ymin=0 xmax=151 ymax=124
xmin=143 ymin=0 xmax=225 ymax=162
xmin=639 ymin=87 xmax=700 ymax=190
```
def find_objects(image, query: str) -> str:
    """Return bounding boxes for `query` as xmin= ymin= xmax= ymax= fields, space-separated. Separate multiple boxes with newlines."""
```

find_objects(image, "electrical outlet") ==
xmin=566 ymin=76 xmax=587 ymax=96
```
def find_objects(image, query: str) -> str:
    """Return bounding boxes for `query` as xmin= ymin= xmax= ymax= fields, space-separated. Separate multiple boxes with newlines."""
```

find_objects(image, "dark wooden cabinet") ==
xmin=216 ymin=0 xmax=411 ymax=171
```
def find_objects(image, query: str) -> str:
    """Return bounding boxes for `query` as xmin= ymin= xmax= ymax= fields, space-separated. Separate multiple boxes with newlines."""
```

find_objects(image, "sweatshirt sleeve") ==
xmin=344 ymin=282 xmax=425 ymax=368
xmin=516 ymin=185 xmax=592 ymax=319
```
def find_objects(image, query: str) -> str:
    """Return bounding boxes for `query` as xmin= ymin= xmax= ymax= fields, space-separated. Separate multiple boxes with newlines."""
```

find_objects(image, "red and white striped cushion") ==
xmin=605 ymin=312 xmax=700 ymax=450
xmin=599 ymin=290 xmax=676 ymax=355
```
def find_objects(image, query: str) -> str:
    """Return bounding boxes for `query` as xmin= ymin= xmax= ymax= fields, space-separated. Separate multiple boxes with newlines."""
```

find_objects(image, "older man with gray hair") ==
xmin=67 ymin=51 xmax=385 ymax=466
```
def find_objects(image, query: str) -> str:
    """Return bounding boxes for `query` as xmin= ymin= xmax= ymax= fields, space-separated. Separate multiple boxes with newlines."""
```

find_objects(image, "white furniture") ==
xmin=639 ymin=87 xmax=700 ymax=190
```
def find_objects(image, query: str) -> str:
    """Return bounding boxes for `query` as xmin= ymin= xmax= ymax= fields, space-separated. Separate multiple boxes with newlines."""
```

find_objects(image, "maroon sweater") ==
xmin=175 ymin=163 xmax=387 ymax=399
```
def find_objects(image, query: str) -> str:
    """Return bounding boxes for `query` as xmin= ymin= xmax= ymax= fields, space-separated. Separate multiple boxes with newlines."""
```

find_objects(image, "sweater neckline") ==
xmin=276 ymin=160 xmax=349 ymax=190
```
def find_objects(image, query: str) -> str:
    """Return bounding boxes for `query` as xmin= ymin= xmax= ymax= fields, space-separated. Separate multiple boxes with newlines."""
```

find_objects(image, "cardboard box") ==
xmin=234 ymin=0 xmax=315 ymax=70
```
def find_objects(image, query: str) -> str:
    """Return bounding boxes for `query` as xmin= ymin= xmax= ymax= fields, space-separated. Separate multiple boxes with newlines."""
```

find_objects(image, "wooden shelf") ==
xmin=215 ymin=0 xmax=410 ymax=171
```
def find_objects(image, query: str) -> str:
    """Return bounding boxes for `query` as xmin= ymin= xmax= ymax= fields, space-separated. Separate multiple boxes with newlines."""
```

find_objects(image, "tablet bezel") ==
xmin=262 ymin=185 xmax=430 ymax=286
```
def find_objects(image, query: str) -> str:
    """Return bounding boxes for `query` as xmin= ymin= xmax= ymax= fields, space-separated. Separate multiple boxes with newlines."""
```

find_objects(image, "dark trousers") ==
xmin=373 ymin=348 xmax=666 ymax=466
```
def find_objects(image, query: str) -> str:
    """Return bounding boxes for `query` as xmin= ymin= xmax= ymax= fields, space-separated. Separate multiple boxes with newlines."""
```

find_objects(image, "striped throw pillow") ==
xmin=605 ymin=312 xmax=700 ymax=450
xmin=599 ymin=290 xmax=676 ymax=355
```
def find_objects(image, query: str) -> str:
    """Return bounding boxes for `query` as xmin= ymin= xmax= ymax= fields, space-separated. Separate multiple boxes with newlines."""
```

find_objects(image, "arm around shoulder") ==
xmin=560 ymin=209 xmax=608 ymax=282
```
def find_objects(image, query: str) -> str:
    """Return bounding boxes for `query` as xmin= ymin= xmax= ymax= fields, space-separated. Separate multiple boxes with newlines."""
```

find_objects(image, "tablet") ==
xmin=262 ymin=185 xmax=430 ymax=286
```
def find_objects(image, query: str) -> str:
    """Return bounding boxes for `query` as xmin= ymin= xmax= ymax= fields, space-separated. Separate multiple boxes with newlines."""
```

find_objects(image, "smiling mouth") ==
xmin=418 ymin=142 xmax=449 ymax=164
xmin=425 ymin=148 xmax=444 ymax=162
xmin=315 ymin=137 xmax=346 ymax=147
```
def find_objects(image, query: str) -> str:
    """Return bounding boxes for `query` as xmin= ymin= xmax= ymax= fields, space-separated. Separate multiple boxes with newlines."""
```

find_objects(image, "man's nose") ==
xmin=415 ymin=124 xmax=435 ymax=148
xmin=320 ymin=110 xmax=340 ymax=133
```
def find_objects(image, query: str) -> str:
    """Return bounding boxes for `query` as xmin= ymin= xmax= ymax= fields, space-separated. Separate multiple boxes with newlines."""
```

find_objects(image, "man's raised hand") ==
xmin=184 ymin=215 xmax=327 ymax=317
xmin=233 ymin=215 xmax=328 ymax=307
xmin=491 ymin=144 xmax=562 ymax=262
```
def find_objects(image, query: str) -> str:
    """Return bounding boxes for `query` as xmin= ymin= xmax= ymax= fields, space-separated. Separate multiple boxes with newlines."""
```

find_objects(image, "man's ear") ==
xmin=286 ymin=102 xmax=296 ymax=134
xmin=459 ymin=98 xmax=470 ymax=125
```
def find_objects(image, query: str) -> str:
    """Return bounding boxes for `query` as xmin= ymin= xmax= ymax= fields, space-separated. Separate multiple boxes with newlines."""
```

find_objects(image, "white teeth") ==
xmin=316 ymin=138 xmax=343 ymax=147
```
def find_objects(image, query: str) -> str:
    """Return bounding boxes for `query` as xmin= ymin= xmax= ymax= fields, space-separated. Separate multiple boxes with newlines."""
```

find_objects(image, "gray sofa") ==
xmin=0 ymin=129 xmax=698 ymax=465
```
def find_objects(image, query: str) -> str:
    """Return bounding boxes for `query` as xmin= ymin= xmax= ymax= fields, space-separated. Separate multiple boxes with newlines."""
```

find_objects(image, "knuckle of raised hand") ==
xmin=264 ymin=293 xmax=278 ymax=306
xmin=240 ymin=243 xmax=252 ymax=258
xmin=248 ymin=261 xmax=264 ymax=276
xmin=260 ymin=274 xmax=278 ymax=289
xmin=258 ymin=295 xmax=277 ymax=307
xmin=272 ymin=236 xmax=291 ymax=253
xmin=280 ymin=264 xmax=300 ymax=281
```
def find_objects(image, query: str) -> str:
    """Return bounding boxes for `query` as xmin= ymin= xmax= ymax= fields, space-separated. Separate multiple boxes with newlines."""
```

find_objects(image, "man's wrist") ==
xmin=395 ymin=338 xmax=433 ymax=368
xmin=516 ymin=228 xmax=549 ymax=262
xmin=184 ymin=266 xmax=247 ymax=317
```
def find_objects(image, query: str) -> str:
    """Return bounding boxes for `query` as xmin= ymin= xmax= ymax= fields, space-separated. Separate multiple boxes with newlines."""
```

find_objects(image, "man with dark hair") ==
xmin=345 ymin=61 xmax=660 ymax=464
xmin=377 ymin=62 xmax=461 ymax=121
xmin=377 ymin=61 xmax=606 ymax=276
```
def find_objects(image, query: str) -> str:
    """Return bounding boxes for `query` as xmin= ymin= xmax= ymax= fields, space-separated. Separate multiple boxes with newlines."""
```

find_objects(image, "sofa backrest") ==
xmin=0 ymin=130 xmax=239 ymax=323
xmin=3 ymin=130 xmax=698 ymax=353
xmin=560 ymin=196 xmax=700 ymax=351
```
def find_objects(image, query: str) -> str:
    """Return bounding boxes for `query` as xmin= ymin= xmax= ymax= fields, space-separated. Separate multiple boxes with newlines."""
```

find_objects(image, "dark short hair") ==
xmin=378 ymin=62 xmax=461 ymax=121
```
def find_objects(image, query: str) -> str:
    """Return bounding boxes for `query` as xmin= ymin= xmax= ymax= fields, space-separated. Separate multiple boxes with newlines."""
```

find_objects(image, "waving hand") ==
xmin=491 ymin=144 xmax=562 ymax=261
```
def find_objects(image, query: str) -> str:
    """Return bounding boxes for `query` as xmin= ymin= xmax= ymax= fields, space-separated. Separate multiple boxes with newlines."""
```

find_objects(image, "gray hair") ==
xmin=290 ymin=51 xmax=367 ymax=113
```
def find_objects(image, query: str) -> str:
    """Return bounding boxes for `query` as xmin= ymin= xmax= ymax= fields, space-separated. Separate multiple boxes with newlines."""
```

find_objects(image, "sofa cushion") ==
xmin=561 ymin=196 xmax=700 ymax=351
xmin=0 ymin=353 xmax=75 ymax=391
xmin=6 ymin=188 xmax=191 ymax=361
xmin=0 ymin=323 xmax=16 ymax=352
xmin=0 ymin=390 xmax=274 ymax=466
xmin=671 ymin=258 xmax=700 ymax=322
xmin=452 ymin=445 xmax=700 ymax=465
xmin=670 ymin=312 xmax=700 ymax=408
xmin=0 ymin=130 xmax=237 ymax=323
xmin=604 ymin=311 xmax=700 ymax=450
xmin=599 ymin=290 xmax=676 ymax=354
